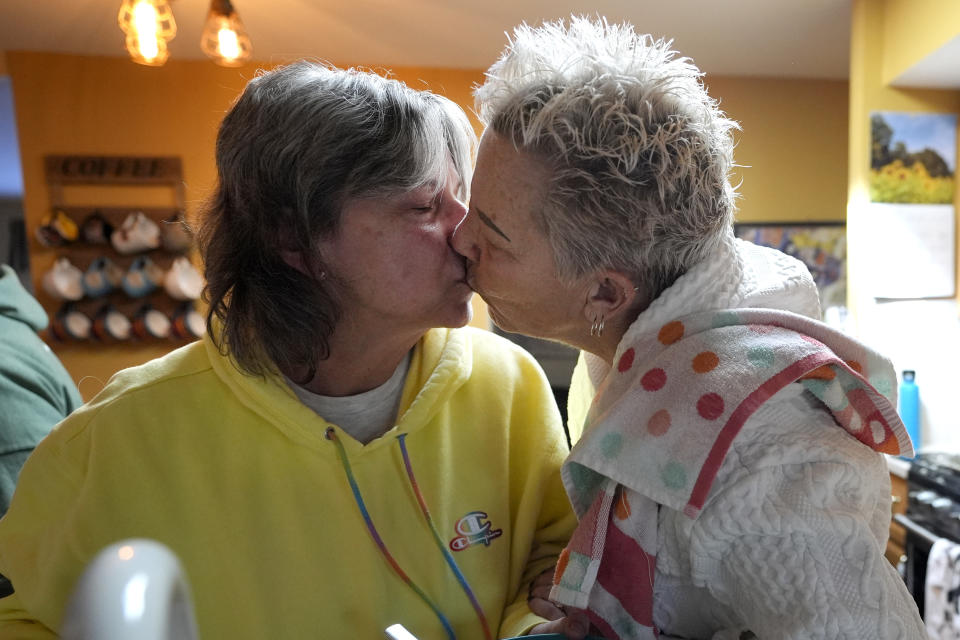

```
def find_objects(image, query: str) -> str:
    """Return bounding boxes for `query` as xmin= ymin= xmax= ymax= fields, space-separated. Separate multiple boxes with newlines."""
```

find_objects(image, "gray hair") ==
xmin=200 ymin=60 xmax=476 ymax=380
xmin=475 ymin=17 xmax=739 ymax=299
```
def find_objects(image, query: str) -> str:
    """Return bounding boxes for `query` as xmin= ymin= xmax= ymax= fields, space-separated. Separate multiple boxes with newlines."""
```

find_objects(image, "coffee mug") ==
xmin=83 ymin=257 xmax=124 ymax=298
xmin=35 ymin=224 xmax=67 ymax=248
xmin=111 ymin=211 xmax=162 ymax=255
xmin=35 ymin=209 xmax=80 ymax=248
xmin=171 ymin=304 xmax=205 ymax=340
xmin=92 ymin=304 xmax=132 ymax=342
xmin=42 ymin=257 xmax=85 ymax=301
xmin=50 ymin=304 xmax=92 ymax=341
xmin=163 ymin=257 xmax=204 ymax=301
xmin=132 ymin=304 xmax=171 ymax=340
xmin=122 ymin=256 xmax=165 ymax=298
xmin=80 ymin=211 xmax=114 ymax=245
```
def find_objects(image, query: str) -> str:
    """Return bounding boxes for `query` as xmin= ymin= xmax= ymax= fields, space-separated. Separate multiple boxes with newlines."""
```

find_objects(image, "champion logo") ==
xmin=449 ymin=510 xmax=503 ymax=551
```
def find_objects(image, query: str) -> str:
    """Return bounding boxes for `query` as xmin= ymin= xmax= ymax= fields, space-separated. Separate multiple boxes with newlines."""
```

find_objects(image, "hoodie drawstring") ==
xmin=326 ymin=427 xmax=492 ymax=640
xmin=397 ymin=433 xmax=492 ymax=640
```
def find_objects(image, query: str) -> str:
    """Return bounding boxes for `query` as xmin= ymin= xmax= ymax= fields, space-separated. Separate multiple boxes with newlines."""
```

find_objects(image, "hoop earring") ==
xmin=589 ymin=314 xmax=604 ymax=337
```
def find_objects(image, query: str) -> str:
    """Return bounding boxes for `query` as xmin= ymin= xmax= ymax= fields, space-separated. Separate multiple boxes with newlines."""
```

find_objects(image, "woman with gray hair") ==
xmin=0 ymin=61 xmax=576 ymax=639
xmin=453 ymin=17 xmax=925 ymax=640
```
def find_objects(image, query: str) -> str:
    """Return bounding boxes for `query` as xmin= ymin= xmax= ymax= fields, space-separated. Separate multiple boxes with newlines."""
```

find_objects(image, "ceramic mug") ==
xmin=35 ymin=224 xmax=68 ymax=248
xmin=111 ymin=211 xmax=161 ymax=255
xmin=42 ymin=257 xmax=85 ymax=301
xmin=50 ymin=304 xmax=92 ymax=341
xmin=35 ymin=209 xmax=80 ymax=248
xmin=163 ymin=257 xmax=203 ymax=300
xmin=92 ymin=304 xmax=132 ymax=342
xmin=132 ymin=304 xmax=171 ymax=340
xmin=80 ymin=211 xmax=114 ymax=245
xmin=122 ymin=256 xmax=165 ymax=298
xmin=171 ymin=304 xmax=205 ymax=340
xmin=83 ymin=257 xmax=124 ymax=298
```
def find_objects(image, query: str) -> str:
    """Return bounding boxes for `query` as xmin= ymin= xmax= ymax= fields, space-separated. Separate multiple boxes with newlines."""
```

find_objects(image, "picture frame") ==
xmin=733 ymin=221 xmax=846 ymax=311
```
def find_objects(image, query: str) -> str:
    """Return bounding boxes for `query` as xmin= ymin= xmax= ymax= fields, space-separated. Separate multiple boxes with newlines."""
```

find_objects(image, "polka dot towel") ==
xmin=561 ymin=307 xmax=912 ymax=519
xmin=552 ymin=308 xmax=912 ymax=639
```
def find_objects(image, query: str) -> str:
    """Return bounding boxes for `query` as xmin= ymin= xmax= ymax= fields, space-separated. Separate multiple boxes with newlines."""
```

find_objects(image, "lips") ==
xmin=463 ymin=268 xmax=479 ymax=293
xmin=452 ymin=253 xmax=471 ymax=285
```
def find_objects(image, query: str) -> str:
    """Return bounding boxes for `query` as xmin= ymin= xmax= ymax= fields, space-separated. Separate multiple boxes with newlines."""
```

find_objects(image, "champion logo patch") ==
xmin=449 ymin=510 xmax=503 ymax=551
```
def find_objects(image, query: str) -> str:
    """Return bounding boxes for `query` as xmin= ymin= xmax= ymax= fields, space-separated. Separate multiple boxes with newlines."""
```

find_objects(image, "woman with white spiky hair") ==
xmin=455 ymin=16 xmax=925 ymax=640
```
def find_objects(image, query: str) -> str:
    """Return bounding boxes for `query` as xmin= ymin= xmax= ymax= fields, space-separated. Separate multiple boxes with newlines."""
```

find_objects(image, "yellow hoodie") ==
xmin=0 ymin=327 xmax=575 ymax=639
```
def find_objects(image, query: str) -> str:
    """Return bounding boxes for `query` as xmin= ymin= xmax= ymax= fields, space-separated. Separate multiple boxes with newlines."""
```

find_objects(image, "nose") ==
xmin=446 ymin=194 xmax=468 ymax=228
xmin=443 ymin=195 xmax=467 ymax=238
xmin=450 ymin=208 xmax=478 ymax=261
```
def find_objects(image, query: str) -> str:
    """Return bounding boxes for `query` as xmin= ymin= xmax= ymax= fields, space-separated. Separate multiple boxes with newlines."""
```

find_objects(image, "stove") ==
xmin=900 ymin=452 xmax=960 ymax=615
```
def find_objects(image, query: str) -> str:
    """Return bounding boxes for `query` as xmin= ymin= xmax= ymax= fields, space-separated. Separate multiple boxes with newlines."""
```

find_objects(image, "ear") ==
xmin=281 ymin=250 xmax=307 ymax=274
xmin=583 ymin=270 xmax=641 ymax=324
xmin=281 ymin=249 xmax=327 ymax=281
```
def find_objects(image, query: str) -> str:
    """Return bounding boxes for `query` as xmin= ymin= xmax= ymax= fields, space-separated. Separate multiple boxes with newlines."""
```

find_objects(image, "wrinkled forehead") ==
xmin=471 ymin=131 xmax=553 ymax=233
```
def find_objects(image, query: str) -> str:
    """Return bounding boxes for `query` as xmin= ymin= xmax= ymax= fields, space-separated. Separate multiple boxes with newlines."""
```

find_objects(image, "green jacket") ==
xmin=0 ymin=264 xmax=82 ymax=516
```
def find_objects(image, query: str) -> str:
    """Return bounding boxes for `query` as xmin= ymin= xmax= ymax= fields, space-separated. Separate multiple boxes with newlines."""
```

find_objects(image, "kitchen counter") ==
xmin=887 ymin=455 xmax=910 ymax=479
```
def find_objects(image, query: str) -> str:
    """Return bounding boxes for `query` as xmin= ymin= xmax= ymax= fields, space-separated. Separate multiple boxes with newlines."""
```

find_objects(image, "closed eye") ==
xmin=413 ymin=191 xmax=445 ymax=214
xmin=411 ymin=196 xmax=438 ymax=213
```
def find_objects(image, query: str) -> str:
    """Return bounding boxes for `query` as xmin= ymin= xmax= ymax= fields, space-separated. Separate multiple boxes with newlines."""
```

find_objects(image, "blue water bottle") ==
xmin=898 ymin=370 xmax=920 ymax=455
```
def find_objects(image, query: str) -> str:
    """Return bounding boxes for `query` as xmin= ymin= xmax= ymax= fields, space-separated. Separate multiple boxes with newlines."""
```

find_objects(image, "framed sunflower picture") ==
xmin=863 ymin=111 xmax=956 ymax=299
xmin=733 ymin=221 xmax=846 ymax=312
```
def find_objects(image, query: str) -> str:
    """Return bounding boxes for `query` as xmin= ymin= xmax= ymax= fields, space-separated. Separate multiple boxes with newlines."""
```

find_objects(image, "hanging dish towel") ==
xmin=926 ymin=537 xmax=960 ymax=639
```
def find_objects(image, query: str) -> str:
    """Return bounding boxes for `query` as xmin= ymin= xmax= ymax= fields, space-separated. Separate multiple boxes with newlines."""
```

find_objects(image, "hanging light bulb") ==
xmin=200 ymin=0 xmax=253 ymax=67
xmin=117 ymin=0 xmax=177 ymax=66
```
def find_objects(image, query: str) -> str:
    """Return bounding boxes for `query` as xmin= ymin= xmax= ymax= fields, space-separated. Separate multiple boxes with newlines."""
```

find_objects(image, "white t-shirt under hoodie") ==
xmin=287 ymin=352 xmax=410 ymax=445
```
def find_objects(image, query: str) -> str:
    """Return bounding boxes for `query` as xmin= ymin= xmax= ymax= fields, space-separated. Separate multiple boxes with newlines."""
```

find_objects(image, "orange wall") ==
xmin=5 ymin=51 xmax=848 ymax=399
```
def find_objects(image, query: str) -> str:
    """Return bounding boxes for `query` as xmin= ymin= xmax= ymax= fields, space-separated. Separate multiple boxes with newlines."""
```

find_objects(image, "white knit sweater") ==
xmin=568 ymin=233 xmax=926 ymax=639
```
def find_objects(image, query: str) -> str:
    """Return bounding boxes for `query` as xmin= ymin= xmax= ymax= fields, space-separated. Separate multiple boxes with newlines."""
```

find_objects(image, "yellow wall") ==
xmin=707 ymin=76 xmax=849 ymax=223
xmin=6 ymin=52 xmax=849 ymax=399
xmin=847 ymin=0 xmax=960 ymax=326
xmin=845 ymin=0 xmax=960 ymax=452
xmin=881 ymin=0 xmax=960 ymax=85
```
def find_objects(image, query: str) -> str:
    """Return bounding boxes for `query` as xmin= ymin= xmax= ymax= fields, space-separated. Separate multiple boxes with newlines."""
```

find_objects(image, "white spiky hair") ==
xmin=475 ymin=16 xmax=739 ymax=296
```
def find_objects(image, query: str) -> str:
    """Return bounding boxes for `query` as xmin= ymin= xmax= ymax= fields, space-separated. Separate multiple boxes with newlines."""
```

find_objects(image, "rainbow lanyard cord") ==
xmin=326 ymin=428 xmax=493 ymax=640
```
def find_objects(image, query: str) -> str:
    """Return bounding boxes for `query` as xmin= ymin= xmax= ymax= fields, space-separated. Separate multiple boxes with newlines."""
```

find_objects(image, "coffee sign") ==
xmin=45 ymin=156 xmax=182 ymax=184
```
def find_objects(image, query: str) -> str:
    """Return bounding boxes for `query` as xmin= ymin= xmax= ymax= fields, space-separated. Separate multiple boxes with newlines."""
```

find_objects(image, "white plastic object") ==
xmin=384 ymin=623 xmax=420 ymax=640
xmin=61 ymin=539 xmax=199 ymax=640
